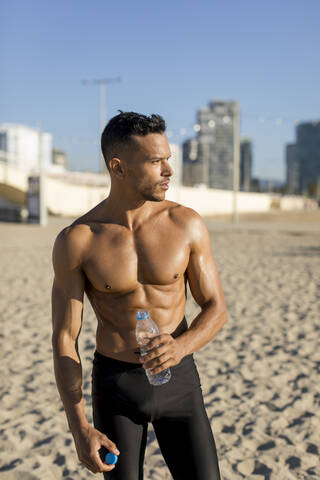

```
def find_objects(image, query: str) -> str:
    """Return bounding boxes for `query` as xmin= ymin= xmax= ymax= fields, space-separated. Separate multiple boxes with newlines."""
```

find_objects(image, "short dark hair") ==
xmin=101 ymin=110 xmax=166 ymax=172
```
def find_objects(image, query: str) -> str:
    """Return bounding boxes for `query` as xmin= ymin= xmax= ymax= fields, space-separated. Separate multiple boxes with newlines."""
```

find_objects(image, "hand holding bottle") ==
xmin=140 ymin=333 xmax=184 ymax=375
xmin=135 ymin=310 xmax=171 ymax=385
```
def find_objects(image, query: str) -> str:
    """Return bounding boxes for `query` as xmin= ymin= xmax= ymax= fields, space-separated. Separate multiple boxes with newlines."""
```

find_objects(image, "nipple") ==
xmin=173 ymin=273 xmax=179 ymax=279
xmin=105 ymin=284 xmax=111 ymax=289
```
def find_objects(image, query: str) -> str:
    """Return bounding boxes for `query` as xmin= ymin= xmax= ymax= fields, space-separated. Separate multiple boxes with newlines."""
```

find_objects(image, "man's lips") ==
xmin=159 ymin=181 xmax=169 ymax=190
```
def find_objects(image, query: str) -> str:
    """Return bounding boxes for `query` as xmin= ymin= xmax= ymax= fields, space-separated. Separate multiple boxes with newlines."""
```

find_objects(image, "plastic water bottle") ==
xmin=135 ymin=310 xmax=171 ymax=385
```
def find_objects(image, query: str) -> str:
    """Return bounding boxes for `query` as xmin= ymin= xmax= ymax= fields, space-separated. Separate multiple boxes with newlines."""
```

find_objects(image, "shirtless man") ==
xmin=51 ymin=111 xmax=227 ymax=480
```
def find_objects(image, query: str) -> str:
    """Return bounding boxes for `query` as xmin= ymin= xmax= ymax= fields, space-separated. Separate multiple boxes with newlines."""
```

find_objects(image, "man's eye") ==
xmin=152 ymin=160 xmax=160 ymax=164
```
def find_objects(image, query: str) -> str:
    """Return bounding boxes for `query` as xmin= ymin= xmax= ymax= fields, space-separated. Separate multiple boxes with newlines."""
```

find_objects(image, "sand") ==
xmin=0 ymin=210 xmax=319 ymax=479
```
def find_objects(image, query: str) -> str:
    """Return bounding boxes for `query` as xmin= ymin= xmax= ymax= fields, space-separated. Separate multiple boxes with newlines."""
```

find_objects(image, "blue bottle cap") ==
xmin=136 ymin=310 xmax=148 ymax=320
xmin=105 ymin=452 xmax=118 ymax=465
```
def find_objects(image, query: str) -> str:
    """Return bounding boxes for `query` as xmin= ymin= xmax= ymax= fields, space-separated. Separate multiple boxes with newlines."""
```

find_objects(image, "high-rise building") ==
xmin=0 ymin=124 xmax=52 ymax=172
xmin=285 ymin=144 xmax=300 ymax=194
xmin=200 ymin=100 xmax=238 ymax=190
xmin=182 ymin=138 xmax=204 ymax=186
xmin=296 ymin=121 xmax=320 ymax=195
xmin=182 ymin=100 xmax=239 ymax=190
xmin=240 ymin=138 xmax=252 ymax=192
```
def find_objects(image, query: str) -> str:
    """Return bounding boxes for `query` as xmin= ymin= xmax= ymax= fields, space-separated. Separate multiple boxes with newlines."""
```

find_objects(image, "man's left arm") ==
xmin=176 ymin=210 xmax=228 ymax=357
xmin=140 ymin=210 xmax=228 ymax=374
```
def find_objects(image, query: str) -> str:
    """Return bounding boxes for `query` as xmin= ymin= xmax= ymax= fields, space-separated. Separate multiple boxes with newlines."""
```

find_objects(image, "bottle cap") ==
xmin=136 ymin=310 xmax=148 ymax=320
xmin=105 ymin=452 xmax=118 ymax=465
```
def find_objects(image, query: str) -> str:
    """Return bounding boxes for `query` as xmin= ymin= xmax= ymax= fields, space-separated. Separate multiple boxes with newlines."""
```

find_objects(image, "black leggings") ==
xmin=91 ymin=350 xmax=221 ymax=480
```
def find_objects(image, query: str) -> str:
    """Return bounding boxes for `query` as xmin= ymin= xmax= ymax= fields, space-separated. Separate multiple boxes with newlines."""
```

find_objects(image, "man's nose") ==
xmin=161 ymin=160 xmax=173 ymax=177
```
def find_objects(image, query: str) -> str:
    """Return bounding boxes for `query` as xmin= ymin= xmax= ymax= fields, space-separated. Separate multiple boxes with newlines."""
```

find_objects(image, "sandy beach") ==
xmin=0 ymin=210 xmax=319 ymax=479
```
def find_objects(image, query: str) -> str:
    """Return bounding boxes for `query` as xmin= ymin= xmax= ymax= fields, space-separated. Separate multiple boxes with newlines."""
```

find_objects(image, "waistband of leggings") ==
xmin=93 ymin=350 xmax=141 ymax=369
xmin=93 ymin=349 xmax=194 ymax=371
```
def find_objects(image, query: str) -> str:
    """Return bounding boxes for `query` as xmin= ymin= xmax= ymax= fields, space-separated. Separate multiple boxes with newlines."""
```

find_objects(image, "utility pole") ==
xmin=38 ymin=128 xmax=47 ymax=226
xmin=82 ymin=77 xmax=122 ymax=173
xmin=232 ymin=101 xmax=240 ymax=224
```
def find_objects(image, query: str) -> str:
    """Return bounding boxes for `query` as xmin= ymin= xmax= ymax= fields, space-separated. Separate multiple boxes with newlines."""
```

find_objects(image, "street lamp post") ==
xmin=82 ymin=76 xmax=122 ymax=173
xmin=232 ymin=101 xmax=240 ymax=224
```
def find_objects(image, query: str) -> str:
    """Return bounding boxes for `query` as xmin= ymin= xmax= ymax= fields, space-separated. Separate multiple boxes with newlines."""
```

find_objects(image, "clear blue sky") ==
xmin=1 ymin=0 xmax=319 ymax=180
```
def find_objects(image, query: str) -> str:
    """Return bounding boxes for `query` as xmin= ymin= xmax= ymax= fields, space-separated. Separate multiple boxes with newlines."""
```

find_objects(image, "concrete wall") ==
xmin=47 ymin=177 xmax=107 ymax=216
xmin=0 ymin=162 xmax=316 ymax=217
xmin=46 ymin=181 xmax=273 ymax=217
xmin=0 ymin=162 xmax=28 ymax=205
xmin=167 ymin=185 xmax=272 ymax=215
xmin=279 ymin=195 xmax=317 ymax=211
xmin=0 ymin=162 xmax=28 ymax=192
xmin=46 ymin=181 xmax=312 ymax=217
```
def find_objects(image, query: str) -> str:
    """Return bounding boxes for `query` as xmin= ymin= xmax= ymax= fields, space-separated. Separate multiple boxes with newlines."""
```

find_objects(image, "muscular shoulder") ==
xmin=168 ymin=201 xmax=204 ymax=230
xmin=52 ymin=222 xmax=92 ymax=272
xmin=167 ymin=201 xmax=208 ymax=247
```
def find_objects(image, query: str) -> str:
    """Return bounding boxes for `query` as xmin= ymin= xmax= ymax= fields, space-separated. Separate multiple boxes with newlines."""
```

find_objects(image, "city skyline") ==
xmin=1 ymin=0 xmax=319 ymax=181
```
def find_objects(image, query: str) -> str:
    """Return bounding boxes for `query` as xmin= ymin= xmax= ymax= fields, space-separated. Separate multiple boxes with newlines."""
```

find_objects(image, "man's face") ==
xmin=124 ymin=133 xmax=173 ymax=202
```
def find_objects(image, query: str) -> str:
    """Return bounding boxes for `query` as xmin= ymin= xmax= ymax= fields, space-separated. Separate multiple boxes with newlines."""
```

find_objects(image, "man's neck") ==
xmin=102 ymin=195 xmax=155 ymax=231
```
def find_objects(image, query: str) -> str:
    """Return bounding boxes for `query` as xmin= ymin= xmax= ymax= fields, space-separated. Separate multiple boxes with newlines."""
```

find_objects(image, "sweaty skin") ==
xmin=51 ymin=132 xmax=228 ymax=475
xmin=82 ymin=200 xmax=190 ymax=362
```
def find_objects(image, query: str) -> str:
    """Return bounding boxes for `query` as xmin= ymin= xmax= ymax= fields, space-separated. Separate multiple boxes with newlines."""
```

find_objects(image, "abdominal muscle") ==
xmin=94 ymin=305 xmax=188 ymax=363
xmin=86 ymin=276 xmax=188 ymax=363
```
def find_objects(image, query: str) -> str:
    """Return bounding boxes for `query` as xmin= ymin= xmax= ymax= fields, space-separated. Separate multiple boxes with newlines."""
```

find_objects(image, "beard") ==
xmin=138 ymin=182 xmax=165 ymax=202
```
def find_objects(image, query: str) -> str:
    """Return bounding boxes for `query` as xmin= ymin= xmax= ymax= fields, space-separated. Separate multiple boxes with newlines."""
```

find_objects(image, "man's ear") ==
xmin=109 ymin=157 xmax=125 ymax=178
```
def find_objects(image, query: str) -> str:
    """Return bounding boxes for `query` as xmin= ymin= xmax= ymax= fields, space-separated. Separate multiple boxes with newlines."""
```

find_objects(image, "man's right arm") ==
xmin=51 ymin=226 xmax=88 ymax=433
xmin=51 ymin=226 xmax=119 ymax=474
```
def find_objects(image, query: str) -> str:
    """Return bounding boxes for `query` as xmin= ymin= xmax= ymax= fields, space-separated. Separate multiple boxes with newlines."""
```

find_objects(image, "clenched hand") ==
xmin=73 ymin=424 xmax=120 ymax=474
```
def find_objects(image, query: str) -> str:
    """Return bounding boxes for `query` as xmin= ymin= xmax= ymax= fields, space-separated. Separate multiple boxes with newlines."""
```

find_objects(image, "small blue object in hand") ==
xmin=105 ymin=453 xmax=118 ymax=465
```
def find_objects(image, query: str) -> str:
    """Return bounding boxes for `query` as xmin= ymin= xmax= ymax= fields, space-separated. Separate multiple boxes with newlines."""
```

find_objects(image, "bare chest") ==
xmin=83 ymin=223 xmax=190 ymax=294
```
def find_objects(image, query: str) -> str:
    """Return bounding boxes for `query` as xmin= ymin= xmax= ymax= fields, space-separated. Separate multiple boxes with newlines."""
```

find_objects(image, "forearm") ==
xmin=177 ymin=302 xmax=227 ymax=357
xmin=52 ymin=337 xmax=89 ymax=433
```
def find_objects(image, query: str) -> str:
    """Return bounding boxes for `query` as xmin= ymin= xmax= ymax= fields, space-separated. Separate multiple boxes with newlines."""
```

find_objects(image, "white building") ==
xmin=0 ymin=124 xmax=52 ymax=172
xmin=169 ymin=143 xmax=182 ymax=186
